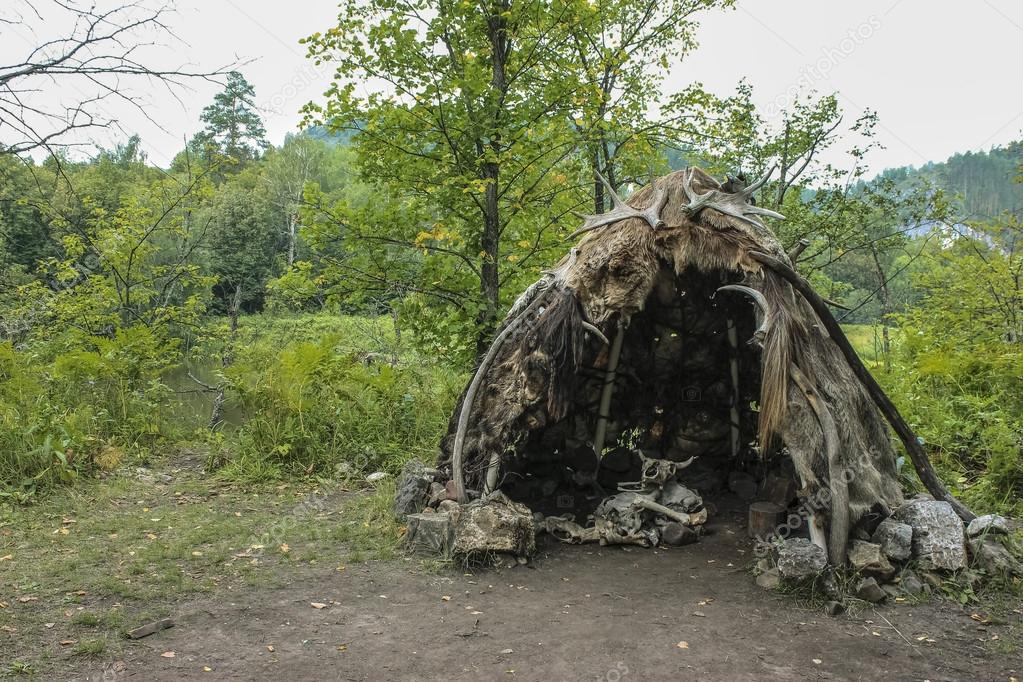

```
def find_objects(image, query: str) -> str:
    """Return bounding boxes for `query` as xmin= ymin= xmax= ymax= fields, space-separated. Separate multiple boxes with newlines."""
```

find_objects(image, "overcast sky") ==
xmin=4 ymin=0 xmax=1023 ymax=174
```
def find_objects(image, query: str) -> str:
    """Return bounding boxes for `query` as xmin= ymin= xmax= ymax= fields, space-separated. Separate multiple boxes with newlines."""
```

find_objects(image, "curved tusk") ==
xmin=790 ymin=364 xmax=849 ymax=567
xmin=581 ymin=321 xmax=609 ymax=346
xmin=716 ymin=284 xmax=772 ymax=346
xmin=450 ymin=293 xmax=547 ymax=502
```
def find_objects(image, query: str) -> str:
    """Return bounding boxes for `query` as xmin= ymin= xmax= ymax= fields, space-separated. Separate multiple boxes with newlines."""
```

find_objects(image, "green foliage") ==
xmin=884 ymin=225 xmax=1023 ymax=516
xmin=0 ymin=159 xmax=214 ymax=496
xmin=191 ymin=71 xmax=269 ymax=166
xmin=300 ymin=0 xmax=733 ymax=357
xmin=214 ymin=331 xmax=462 ymax=481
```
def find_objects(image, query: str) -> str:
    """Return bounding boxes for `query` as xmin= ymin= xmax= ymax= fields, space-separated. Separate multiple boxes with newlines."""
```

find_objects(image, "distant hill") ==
xmin=878 ymin=144 xmax=1023 ymax=221
xmin=300 ymin=124 xmax=355 ymax=147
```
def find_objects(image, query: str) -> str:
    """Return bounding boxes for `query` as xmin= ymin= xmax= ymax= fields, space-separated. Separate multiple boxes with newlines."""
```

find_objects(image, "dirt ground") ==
xmin=55 ymin=499 xmax=1021 ymax=682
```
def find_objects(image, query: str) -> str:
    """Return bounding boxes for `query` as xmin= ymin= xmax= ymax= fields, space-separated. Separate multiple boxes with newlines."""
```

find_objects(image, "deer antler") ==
xmin=569 ymin=172 xmax=668 ymax=240
xmin=682 ymin=166 xmax=786 ymax=227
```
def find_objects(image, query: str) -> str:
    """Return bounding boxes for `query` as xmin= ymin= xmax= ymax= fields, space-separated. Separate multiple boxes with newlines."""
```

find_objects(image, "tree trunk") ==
xmin=209 ymin=283 xmax=242 ymax=430
xmin=286 ymin=213 xmax=297 ymax=267
xmin=475 ymin=2 xmax=510 ymax=359
xmin=593 ymin=155 xmax=605 ymax=215
xmin=869 ymin=245 xmax=892 ymax=372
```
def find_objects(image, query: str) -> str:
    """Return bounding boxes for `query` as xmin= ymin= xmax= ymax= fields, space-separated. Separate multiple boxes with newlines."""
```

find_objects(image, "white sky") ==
xmin=4 ymin=0 xmax=1023 ymax=173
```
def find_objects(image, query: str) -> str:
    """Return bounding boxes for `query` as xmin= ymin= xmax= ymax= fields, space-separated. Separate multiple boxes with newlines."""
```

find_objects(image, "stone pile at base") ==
xmin=754 ymin=498 xmax=1022 ymax=603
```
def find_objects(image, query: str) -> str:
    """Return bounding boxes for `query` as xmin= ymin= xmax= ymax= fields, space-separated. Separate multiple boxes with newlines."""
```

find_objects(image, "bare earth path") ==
xmin=65 ymin=502 xmax=1021 ymax=682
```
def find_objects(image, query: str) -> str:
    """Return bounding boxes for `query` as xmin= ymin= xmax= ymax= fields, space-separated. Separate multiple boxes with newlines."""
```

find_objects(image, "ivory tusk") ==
xmin=581 ymin=321 xmax=610 ymax=346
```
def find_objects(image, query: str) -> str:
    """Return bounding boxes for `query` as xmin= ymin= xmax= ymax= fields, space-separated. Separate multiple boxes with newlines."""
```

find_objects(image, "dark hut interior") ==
xmin=501 ymin=263 xmax=767 ymax=521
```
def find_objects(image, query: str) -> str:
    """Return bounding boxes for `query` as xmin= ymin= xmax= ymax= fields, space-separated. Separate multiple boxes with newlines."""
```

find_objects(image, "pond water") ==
xmin=162 ymin=360 xmax=246 ymax=430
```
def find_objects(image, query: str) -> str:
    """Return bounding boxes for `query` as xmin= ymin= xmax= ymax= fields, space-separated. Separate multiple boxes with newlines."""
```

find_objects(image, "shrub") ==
xmin=216 ymin=332 xmax=462 ymax=481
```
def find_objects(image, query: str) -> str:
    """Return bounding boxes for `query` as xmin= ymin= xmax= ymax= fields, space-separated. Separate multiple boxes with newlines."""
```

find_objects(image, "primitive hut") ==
xmin=435 ymin=167 xmax=972 ymax=566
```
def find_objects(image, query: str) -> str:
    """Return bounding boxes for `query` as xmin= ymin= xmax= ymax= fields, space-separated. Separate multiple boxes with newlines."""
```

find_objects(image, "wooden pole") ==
xmin=592 ymin=320 xmax=626 ymax=458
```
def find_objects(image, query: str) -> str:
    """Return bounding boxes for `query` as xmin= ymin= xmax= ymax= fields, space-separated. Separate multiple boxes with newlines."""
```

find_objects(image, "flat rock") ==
xmin=127 ymin=618 xmax=174 ymax=639
xmin=775 ymin=538 xmax=826 ymax=579
xmin=966 ymin=514 xmax=1010 ymax=538
xmin=405 ymin=512 xmax=454 ymax=558
xmin=755 ymin=568 xmax=781 ymax=590
xmin=854 ymin=577 xmax=887 ymax=603
xmin=848 ymin=540 xmax=895 ymax=578
xmin=892 ymin=500 xmax=966 ymax=570
xmin=870 ymin=518 xmax=913 ymax=562
xmin=453 ymin=492 xmax=536 ymax=558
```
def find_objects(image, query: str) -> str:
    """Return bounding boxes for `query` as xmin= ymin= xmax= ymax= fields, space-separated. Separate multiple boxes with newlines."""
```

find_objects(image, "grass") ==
xmin=0 ymin=457 xmax=403 ymax=677
xmin=841 ymin=323 xmax=894 ymax=367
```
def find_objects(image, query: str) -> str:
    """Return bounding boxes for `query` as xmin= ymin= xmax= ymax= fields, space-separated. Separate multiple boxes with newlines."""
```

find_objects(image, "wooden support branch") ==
xmin=592 ymin=320 xmax=626 ymax=458
xmin=750 ymin=251 xmax=976 ymax=522
xmin=725 ymin=317 xmax=741 ymax=459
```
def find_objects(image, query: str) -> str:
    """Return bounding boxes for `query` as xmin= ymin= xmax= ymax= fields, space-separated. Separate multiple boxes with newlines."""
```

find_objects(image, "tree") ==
xmin=887 ymin=220 xmax=1023 ymax=514
xmin=0 ymin=1 xmax=228 ymax=156
xmin=561 ymin=0 xmax=734 ymax=213
xmin=192 ymin=71 xmax=268 ymax=167
xmin=204 ymin=168 xmax=279 ymax=313
xmin=303 ymin=1 xmax=585 ymax=356
xmin=262 ymin=134 xmax=329 ymax=267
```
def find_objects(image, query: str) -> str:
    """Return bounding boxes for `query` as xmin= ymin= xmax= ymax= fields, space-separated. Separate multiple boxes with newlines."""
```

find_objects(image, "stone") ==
xmin=870 ymin=519 xmax=913 ymax=562
xmin=892 ymin=500 xmax=967 ymax=570
xmin=966 ymin=514 xmax=1010 ymax=538
xmin=919 ymin=570 xmax=944 ymax=590
xmin=775 ymin=538 xmax=827 ymax=579
xmin=600 ymin=447 xmax=635 ymax=474
xmin=366 ymin=471 xmax=389 ymax=484
xmin=728 ymin=471 xmax=758 ymax=501
xmin=436 ymin=499 xmax=461 ymax=517
xmin=882 ymin=584 xmax=902 ymax=599
xmin=453 ymin=492 xmax=536 ymax=558
xmin=660 ymin=522 xmax=699 ymax=547
xmin=824 ymin=600 xmax=845 ymax=616
xmin=848 ymin=540 xmax=895 ymax=579
xmin=405 ymin=512 xmax=454 ymax=558
xmin=900 ymin=572 xmax=926 ymax=595
xmin=755 ymin=568 xmax=781 ymax=590
xmin=686 ymin=469 xmax=725 ymax=495
xmin=393 ymin=462 xmax=433 ymax=520
xmin=427 ymin=481 xmax=447 ymax=507
xmin=854 ymin=577 xmax=887 ymax=603
xmin=967 ymin=535 xmax=1023 ymax=576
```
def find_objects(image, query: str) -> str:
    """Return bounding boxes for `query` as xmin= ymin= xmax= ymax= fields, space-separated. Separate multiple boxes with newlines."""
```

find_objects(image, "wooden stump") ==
xmin=748 ymin=501 xmax=784 ymax=539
